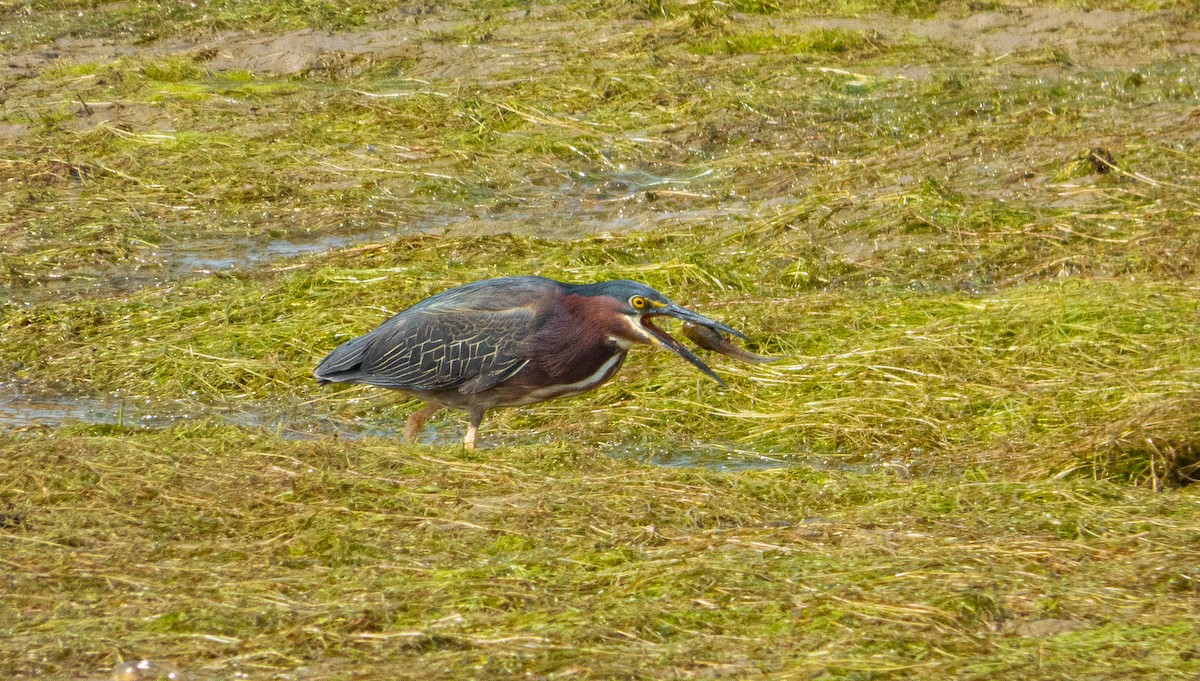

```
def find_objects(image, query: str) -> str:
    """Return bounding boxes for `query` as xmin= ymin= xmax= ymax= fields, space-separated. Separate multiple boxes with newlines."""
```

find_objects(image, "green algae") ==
xmin=2 ymin=1 xmax=1200 ymax=679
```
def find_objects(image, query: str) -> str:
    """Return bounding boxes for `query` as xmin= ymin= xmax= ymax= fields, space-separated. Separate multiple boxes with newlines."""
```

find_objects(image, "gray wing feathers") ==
xmin=313 ymin=332 xmax=377 ymax=378
xmin=315 ymin=303 xmax=538 ymax=393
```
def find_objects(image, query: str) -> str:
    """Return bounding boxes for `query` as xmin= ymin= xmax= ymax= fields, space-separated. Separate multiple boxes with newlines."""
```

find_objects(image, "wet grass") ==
xmin=3 ymin=233 xmax=1200 ymax=485
xmin=2 ymin=0 xmax=1200 ymax=678
xmin=3 ymin=429 xmax=1199 ymax=679
xmin=2 ymin=0 xmax=1194 ymax=50
xmin=3 ymin=5 xmax=1198 ymax=289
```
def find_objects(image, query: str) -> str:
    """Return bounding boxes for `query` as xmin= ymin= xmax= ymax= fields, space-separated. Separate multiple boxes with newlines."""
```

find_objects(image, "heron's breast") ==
xmin=515 ymin=351 xmax=625 ymax=404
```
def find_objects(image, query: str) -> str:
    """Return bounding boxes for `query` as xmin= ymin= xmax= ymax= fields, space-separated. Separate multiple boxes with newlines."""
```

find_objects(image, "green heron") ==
xmin=314 ymin=276 xmax=751 ymax=449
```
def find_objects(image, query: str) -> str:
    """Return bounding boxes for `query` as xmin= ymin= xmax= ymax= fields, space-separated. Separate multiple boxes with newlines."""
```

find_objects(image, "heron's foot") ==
xmin=404 ymin=403 xmax=442 ymax=443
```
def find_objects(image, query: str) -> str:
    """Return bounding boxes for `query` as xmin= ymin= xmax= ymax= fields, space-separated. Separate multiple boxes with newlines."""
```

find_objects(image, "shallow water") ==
xmin=2 ymin=164 xmax=755 ymax=307
xmin=604 ymin=440 xmax=879 ymax=474
xmin=171 ymin=233 xmax=370 ymax=273
xmin=0 ymin=393 xmax=113 ymax=429
xmin=0 ymin=389 xmax=386 ymax=441
xmin=0 ymin=388 xmax=843 ymax=472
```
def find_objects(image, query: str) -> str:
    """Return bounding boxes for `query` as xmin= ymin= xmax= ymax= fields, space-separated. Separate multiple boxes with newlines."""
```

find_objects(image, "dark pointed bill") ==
xmin=641 ymin=304 xmax=748 ymax=387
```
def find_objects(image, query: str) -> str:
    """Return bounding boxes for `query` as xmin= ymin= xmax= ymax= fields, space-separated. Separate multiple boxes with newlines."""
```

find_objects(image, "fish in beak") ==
xmin=682 ymin=321 xmax=778 ymax=365
xmin=639 ymin=303 xmax=748 ymax=387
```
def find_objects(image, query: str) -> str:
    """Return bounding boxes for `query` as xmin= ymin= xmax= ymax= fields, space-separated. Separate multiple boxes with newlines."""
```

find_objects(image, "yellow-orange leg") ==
xmin=463 ymin=407 xmax=486 ymax=450
xmin=404 ymin=402 xmax=442 ymax=443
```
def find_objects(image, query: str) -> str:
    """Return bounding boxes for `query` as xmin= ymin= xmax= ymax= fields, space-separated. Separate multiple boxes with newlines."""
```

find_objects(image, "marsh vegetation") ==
xmin=1 ymin=0 xmax=1199 ymax=678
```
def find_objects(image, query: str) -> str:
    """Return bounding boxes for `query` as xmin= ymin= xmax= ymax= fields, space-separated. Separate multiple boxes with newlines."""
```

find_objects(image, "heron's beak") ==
xmin=640 ymin=304 xmax=746 ymax=387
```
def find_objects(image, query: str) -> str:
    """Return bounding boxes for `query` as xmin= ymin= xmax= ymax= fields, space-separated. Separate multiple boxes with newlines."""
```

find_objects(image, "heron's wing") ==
xmin=315 ymin=295 xmax=540 ymax=393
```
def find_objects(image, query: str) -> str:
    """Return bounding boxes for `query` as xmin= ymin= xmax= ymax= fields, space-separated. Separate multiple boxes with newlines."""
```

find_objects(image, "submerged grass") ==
xmin=2 ymin=0 xmax=1200 ymax=678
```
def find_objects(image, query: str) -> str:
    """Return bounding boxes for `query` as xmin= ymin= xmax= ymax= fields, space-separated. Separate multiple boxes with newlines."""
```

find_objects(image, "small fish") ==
xmin=682 ymin=322 xmax=777 ymax=364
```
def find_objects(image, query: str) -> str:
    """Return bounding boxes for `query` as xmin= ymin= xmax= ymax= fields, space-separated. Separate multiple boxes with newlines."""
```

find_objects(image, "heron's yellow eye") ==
xmin=629 ymin=295 xmax=648 ymax=310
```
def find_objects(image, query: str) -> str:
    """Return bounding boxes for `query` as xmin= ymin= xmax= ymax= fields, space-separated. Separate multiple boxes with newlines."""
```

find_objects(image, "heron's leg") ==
xmin=464 ymin=407 xmax=486 ymax=450
xmin=404 ymin=402 xmax=441 ymax=443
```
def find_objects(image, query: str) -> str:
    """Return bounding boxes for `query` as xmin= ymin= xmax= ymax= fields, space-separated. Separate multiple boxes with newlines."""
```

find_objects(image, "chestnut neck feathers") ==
xmin=531 ymin=293 xmax=634 ymax=377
